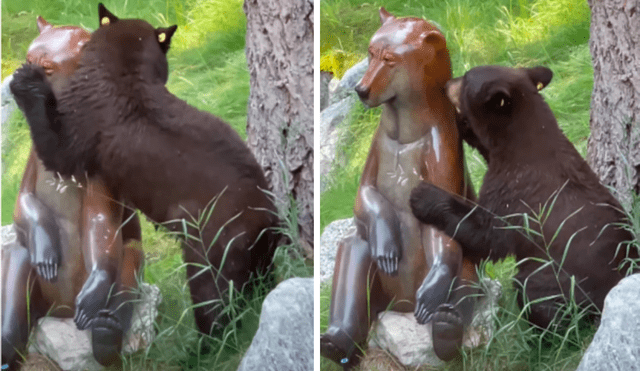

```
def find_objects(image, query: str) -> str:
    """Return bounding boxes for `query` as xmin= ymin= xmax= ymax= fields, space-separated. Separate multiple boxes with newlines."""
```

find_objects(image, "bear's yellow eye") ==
xmin=537 ymin=82 xmax=544 ymax=90
xmin=158 ymin=33 xmax=166 ymax=43
xmin=101 ymin=17 xmax=110 ymax=25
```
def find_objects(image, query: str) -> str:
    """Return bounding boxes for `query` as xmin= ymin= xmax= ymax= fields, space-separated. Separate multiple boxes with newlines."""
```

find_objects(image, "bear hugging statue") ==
xmin=10 ymin=3 xmax=280 ymax=341
xmin=410 ymin=65 xmax=638 ymax=329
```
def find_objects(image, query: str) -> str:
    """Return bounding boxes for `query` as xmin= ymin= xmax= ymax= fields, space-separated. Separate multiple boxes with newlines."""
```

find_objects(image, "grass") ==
xmin=320 ymin=0 xmax=638 ymax=370
xmin=2 ymin=0 xmax=310 ymax=370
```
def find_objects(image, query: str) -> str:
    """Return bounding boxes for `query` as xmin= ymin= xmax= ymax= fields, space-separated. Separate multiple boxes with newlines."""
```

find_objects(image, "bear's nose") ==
xmin=355 ymin=84 xmax=370 ymax=100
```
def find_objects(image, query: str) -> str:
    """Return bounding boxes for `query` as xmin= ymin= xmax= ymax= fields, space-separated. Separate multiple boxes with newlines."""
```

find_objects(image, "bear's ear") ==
xmin=445 ymin=77 xmax=463 ymax=113
xmin=485 ymin=85 xmax=512 ymax=112
xmin=420 ymin=30 xmax=446 ymax=52
xmin=525 ymin=66 xmax=553 ymax=91
xmin=379 ymin=7 xmax=395 ymax=24
xmin=98 ymin=3 xmax=119 ymax=27
xmin=37 ymin=16 xmax=52 ymax=33
xmin=156 ymin=25 xmax=178 ymax=54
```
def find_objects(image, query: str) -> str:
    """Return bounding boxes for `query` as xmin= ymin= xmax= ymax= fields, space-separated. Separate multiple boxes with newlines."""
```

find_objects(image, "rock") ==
xmin=29 ymin=318 xmax=104 ymax=371
xmin=122 ymin=283 xmax=162 ymax=353
xmin=328 ymin=59 xmax=369 ymax=106
xmin=320 ymin=59 xmax=369 ymax=193
xmin=369 ymin=278 xmax=502 ymax=368
xmin=319 ymin=98 xmax=356 ymax=192
xmin=1 ymin=75 xmax=17 ymax=127
xmin=320 ymin=71 xmax=333 ymax=111
xmin=28 ymin=282 xmax=161 ymax=370
xmin=2 ymin=224 xmax=161 ymax=370
xmin=319 ymin=218 xmax=355 ymax=282
xmin=577 ymin=274 xmax=640 ymax=371
xmin=238 ymin=277 xmax=313 ymax=371
xmin=2 ymin=224 xmax=17 ymax=245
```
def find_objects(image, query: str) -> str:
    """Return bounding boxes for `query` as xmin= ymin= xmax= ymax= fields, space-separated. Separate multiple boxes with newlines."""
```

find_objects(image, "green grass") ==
xmin=320 ymin=0 xmax=638 ymax=370
xmin=2 ymin=0 xmax=310 ymax=370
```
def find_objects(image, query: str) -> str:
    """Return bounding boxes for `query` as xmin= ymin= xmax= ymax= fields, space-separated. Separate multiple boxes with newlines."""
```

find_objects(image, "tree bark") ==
xmin=243 ymin=0 xmax=314 ymax=250
xmin=588 ymin=0 xmax=640 ymax=207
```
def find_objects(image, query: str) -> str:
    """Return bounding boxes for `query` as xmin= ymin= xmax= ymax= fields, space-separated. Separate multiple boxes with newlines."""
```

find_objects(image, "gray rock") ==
xmin=319 ymin=218 xmax=355 ymax=282
xmin=238 ymin=277 xmax=313 ymax=371
xmin=1 ymin=224 xmax=17 ymax=245
xmin=328 ymin=59 xmax=369 ymax=106
xmin=29 ymin=318 xmax=104 ymax=371
xmin=27 ymin=282 xmax=161 ymax=370
xmin=319 ymin=98 xmax=356 ymax=192
xmin=369 ymin=278 xmax=502 ymax=368
xmin=320 ymin=71 xmax=333 ymax=111
xmin=2 ymin=74 xmax=16 ymax=127
xmin=577 ymin=274 xmax=640 ymax=371
xmin=3 ymin=224 xmax=161 ymax=370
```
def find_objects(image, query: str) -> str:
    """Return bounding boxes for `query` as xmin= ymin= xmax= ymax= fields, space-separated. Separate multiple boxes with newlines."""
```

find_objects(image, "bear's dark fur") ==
xmin=11 ymin=4 xmax=279 ymax=335
xmin=410 ymin=65 xmax=637 ymax=328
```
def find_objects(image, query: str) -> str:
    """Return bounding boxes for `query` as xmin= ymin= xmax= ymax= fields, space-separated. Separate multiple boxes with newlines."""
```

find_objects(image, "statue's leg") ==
xmin=91 ymin=241 xmax=144 ymax=366
xmin=320 ymin=234 xmax=388 ymax=370
xmin=431 ymin=258 xmax=478 ymax=361
xmin=1 ymin=243 xmax=46 ymax=368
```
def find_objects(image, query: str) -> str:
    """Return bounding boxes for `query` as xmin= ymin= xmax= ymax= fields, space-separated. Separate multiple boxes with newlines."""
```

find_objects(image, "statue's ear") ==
xmin=525 ymin=66 xmax=553 ymax=91
xmin=156 ymin=25 xmax=178 ymax=53
xmin=37 ymin=16 xmax=52 ymax=33
xmin=98 ymin=3 xmax=119 ymax=27
xmin=379 ymin=7 xmax=395 ymax=24
xmin=420 ymin=30 xmax=446 ymax=52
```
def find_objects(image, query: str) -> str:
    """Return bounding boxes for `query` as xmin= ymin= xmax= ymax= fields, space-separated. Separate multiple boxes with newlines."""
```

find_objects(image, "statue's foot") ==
xmin=320 ymin=333 xmax=361 ymax=371
xmin=431 ymin=303 xmax=464 ymax=361
xmin=91 ymin=310 xmax=123 ymax=367
xmin=75 ymin=269 xmax=112 ymax=330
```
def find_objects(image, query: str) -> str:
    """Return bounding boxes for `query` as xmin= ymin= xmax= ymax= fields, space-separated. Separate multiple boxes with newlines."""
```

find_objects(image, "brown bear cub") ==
xmin=10 ymin=4 xmax=279 ymax=336
xmin=410 ymin=65 xmax=637 ymax=329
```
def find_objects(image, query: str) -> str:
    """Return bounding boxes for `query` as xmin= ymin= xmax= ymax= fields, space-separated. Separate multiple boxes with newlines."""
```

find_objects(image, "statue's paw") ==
xmin=30 ymin=224 xmax=61 ymax=282
xmin=375 ymin=251 xmax=399 ymax=276
xmin=432 ymin=303 xmax=464 ymax=361
xmin=91 ymin=310 xmax=123 ymax=366
xmin=75 ymin=270 xmax=112 ymax=330
xmin=33 ymin=259 xmax=58 ymax=282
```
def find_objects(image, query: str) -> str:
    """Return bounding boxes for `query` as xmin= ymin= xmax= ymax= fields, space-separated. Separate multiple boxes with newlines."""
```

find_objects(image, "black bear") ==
xmin=10 ymin=4 xmax=279 ymax=336
xmin=410 ymin=65 xmax=637 ymax=329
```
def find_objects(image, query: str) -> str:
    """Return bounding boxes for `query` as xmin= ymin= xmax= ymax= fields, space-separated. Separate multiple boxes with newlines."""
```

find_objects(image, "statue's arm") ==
xmin=74 ymin=177 xmax=125 ymax=330
xmin=13 ymin=150 xmax=61 ymax=282
xmin=354 ymin=129 xmax=402 ymax=276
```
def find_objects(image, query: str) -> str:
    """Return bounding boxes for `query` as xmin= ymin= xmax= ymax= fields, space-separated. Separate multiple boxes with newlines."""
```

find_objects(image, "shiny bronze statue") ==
xmin=320 ymin=8 xmax=478 ymax=368
xmin=1 ymin=17 xmax=144 ymax=368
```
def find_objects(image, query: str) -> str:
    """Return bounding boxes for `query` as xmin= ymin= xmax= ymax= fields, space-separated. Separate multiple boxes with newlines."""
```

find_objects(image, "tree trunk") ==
xmin=243 ymin=0 xmax=314 ymax=251
xmin=588 ymin=0 xmax=640 ymax=207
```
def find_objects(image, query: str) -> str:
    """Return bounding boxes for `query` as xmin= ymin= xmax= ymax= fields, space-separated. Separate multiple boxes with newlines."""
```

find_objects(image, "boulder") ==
xmin=319 ymin=218 xmax=355 ymax=282
xmin=369 ymin=278 xmax=502 ymax=368
xmin=577 ymin=273 xmax=640 ymax=371
xmin=1 ymin=75 xmax=17 ymax=127
xmin=320 ymin=59 xmax=368 ymax=193
xmin=2 ymin=224 xmax=161 ymax=370
xmin=328 ymin=59 xmax=368 ymax=106
xmin=238 ymin=277 xmax=313 ymax=371
xmin=28 ymin=283 xmax=161 ymax=370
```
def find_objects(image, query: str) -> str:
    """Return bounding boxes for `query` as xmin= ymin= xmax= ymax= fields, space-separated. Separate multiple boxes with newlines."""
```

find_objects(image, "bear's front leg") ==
xmin=357 ymin=186 xmax=402 ymax=276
